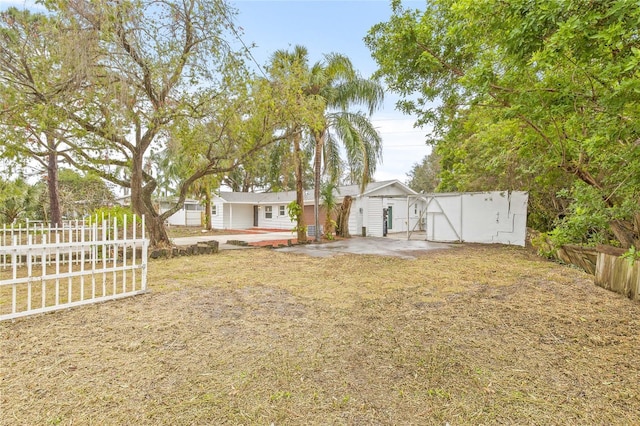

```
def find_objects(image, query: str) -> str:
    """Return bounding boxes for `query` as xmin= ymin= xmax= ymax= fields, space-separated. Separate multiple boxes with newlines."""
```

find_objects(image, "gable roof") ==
xmin=217 ymin=190 xmax=302 ymax=204
xmin=215 ymin=180 xmax=416 ymax=205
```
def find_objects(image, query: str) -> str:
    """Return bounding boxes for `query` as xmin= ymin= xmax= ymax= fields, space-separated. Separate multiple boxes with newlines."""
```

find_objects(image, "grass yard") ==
xmin=1 ymin=244 xmax=640 ymax=425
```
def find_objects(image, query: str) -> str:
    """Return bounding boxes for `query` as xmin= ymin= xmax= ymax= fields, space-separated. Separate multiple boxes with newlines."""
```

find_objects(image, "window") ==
xmin=279 ymin=205 xmax=286 ymax=217
xmin=185 ymin=203 xmax=203 ymax=211
xmin=211 ymin=205 xmax=217 ymax=216
xmin=265 ymin=206 xmax=273 ymax=219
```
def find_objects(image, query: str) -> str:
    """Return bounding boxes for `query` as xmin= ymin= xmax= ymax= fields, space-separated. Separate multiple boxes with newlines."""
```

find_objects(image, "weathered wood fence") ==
xmin=0 ymin=216 xmax=148 ymax=321
xmin=594 ymin=245 xmax=639 ymax=301
xmin=557 ymin=244 xmax=639 ymax=301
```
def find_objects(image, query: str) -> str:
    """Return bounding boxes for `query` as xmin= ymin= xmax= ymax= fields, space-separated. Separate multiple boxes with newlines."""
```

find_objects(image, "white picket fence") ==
xmin=0 ymin=216 xmax=148 ymax=321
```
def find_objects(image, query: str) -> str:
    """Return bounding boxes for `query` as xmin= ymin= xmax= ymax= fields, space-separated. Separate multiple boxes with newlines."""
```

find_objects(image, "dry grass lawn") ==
xmin=1 ymin=244 xmax=640 ymax=425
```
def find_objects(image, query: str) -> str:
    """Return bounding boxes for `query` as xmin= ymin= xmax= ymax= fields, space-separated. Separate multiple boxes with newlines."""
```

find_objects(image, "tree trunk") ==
xmin=46 ymin=135 xmax=62 ymax=228
xmin=336 ymin=195 xmax=352 ymax=238
xmin=204 ymin=192 xmax=212 ymax=231
xmin=610 ymin=219 xmax=638 ymax=250
xmin=313 ymin=131 xmax=323 ymax=242
xmin=131 ymin=153 xmax=171 ymax=247
xmin=293 ymin=131 xmax=307 ymax=243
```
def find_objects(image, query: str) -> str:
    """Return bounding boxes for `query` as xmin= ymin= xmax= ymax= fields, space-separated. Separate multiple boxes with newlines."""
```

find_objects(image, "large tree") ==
xmin=366 ymin=0 xmax=640 ymax=248
xmin=304 ymin=51 xmax=384 ymax=241
xmin=0 ymin=177 xmax=43 ymax=224
xmin=270 ymin=46 xmax=384 ymax=242
xmin=0 ymin=8 xmax=79 ymax=227
xmin=5 ymin=0 xmax=280 ymax=246
xmin=266 ymin=47 xmax=326 ymax=243
xmin=406 ymin=151 xmax=441 ymax=194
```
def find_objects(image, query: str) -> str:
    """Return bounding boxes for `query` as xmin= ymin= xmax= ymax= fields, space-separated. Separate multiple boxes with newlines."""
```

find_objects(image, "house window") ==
xmin=211 ymin=205 xmax=217 ymax=216
xmin=185 ymin=203 xmax=203 ymax=211
xmin=279 ymin=205 xmax=286 ymax=217
xmin=265 ymin=206 xmax=273 ymax=219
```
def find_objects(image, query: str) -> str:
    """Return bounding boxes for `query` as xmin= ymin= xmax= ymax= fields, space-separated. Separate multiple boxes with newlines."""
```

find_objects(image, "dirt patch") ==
xmin=1 ymin=245 xmax=639 ymax=425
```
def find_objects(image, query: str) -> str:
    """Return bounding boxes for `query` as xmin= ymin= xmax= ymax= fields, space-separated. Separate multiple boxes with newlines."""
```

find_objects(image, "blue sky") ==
xmin=0 ymin=0 xmax=431 ymax=183
xmin=230 ymin=0 xmax=431 ymax=182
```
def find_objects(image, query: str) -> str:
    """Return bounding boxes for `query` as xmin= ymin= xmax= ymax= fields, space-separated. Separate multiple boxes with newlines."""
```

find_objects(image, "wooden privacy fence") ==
xmin=0 ymin=216 xmax=148 ymax=321
xmin=594 ymin=245 xmax=639 ymax=301
xmin=557 ymin=244 xmax=640 ymax=301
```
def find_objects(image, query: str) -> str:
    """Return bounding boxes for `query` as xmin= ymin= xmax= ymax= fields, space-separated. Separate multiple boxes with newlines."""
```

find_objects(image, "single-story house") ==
xmin=158 ymin=183 xmax=529 ymax=245
xmin=211 ymin=179 xmax=420 ymax=237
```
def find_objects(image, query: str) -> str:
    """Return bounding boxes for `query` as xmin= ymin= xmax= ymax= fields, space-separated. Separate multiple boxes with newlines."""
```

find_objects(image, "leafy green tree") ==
xmin=271 ymin=46 xmax=384 ymax=241
xmin=306 ymin=52 xmax=384 ymax=241
xmin=0 ymin=177 xmax=43 ymax=224
xmin=433 ymin=107 xmax=570 ymax=232
xmin=366 ymin=0 xmax=640 ymax=248
xmin=2 ymin=0 xmax=279 ymax=246
xmin=406 ymin=152 xmax=441 ymax=193
xmin=0 ymin=8 xmax=80 ymax=227
xmin=44 ymin=169 xmax=115 ymax=220
xmin=266 ymin=46 xmax=326 ymax=243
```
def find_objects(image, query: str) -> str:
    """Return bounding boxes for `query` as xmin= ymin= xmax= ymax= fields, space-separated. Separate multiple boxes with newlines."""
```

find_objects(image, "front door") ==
xmin=387 ymin=205 xmax=393 ymax=230
xmin=253 ymin=205 xmax=259 ymax=227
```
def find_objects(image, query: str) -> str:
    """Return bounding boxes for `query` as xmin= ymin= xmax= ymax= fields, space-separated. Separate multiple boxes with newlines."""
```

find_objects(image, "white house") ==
xmin=158 ymin=182 xmax=529 ymax=246
xmin=158 ymin=199 xmax=205 ymax=226
xmin=211 ymin=179 xmax=419 ymax=237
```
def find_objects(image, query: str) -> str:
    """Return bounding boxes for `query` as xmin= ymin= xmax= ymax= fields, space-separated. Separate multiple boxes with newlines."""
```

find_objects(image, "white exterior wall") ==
xmin=223 ymin=203 xmax=254 ymax=230
xmin=185 ymin=210 xmax=202 ymax=226
xmin=159 ymin=201 xmax=203 ymax=227
xmin=165 ymin=209 xmax=186 ymax=226
xmin=425 ymin=191 xmax=528 ymax=246
xmin=210 ymin=201 xmax=224 ymax=229
xmin=366 ymin=197 xmax=384 ymax=237
xmin=348 ymin=197 xmax=364 ymax=237
xmin=407 ymin=198 xmax=425 ymax=232
xmin=425 ymin=195 xmax=462 ymax=242
xmin=383 ymin=198 xmax=421 ymax=233
xmin=258 ymin=204 xmax=295 ymax=229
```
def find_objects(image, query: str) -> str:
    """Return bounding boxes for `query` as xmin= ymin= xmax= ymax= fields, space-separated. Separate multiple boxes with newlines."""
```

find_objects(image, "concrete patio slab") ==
xmin=171 ymin=231 xmax=452 ymax=258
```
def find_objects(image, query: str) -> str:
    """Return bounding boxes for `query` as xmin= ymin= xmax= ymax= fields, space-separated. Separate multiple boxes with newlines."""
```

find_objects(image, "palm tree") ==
xmin=267 ymin=46 xmax=320 ymax=243
xmin=267 ymin=47 xmax=383 ymax=241
xmin=303 ymin=52 xmax=384 ymax=241
xmin=320 ymin=181 xmax=339 ymax=238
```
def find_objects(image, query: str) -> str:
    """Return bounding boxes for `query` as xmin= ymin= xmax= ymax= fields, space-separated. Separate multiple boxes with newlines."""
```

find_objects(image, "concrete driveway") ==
xmin=276 ymin=234 xmax=452 ymax=259
xmin=173 ymin=231 xmax=451 ymax=259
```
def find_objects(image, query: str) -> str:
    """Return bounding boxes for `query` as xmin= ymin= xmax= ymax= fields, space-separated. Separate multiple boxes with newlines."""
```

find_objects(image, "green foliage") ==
xmin=89 ymin=205 xmax=135 ymax=228
xmin=0 ymin=0 xmax=257 ymax=246
xmin=406 ymin=152 xmax=441 ymax=193
xmin=0 ymin=178 xmax=43 ymax=224
xmin=46 ymin=169 xmax=115 ymax=219
xmin=286 ymin=201 xmax=306 ymax=235
xmin=366 ymin=0 xmax=640 ymax=247
xmin=320 ymin=182 xmax=339 ymax=238
xmin=547 ymin=184 xmax=614 ymax=248
xmin=621 ymin=246 xmax=640 ymax=266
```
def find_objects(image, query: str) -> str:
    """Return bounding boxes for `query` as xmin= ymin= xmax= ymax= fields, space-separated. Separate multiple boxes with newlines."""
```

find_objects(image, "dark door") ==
xmin=253 ymin=205 xmax=259 ymax=227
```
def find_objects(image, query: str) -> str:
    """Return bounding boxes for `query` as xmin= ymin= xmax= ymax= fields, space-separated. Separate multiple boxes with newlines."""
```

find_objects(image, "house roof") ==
xmin=217 ymin=190 xmax=304 ymax=204
xmin=216 ymin=180 xmax=416 ymax=205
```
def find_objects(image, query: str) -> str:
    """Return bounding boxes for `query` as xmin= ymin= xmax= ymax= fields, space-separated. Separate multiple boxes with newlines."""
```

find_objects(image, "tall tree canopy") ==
xmin=304 ymin=51 xmax=384 ymax=241
xmin=0 ymin=7 xmax=79 ymax=227
xmin=269 ymin=45 xmax=384 ymax=241
xmin=366 ymin=0 xmax=640 ymax=248
xmin=0 ymin=0 xmax=287 ymax=246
